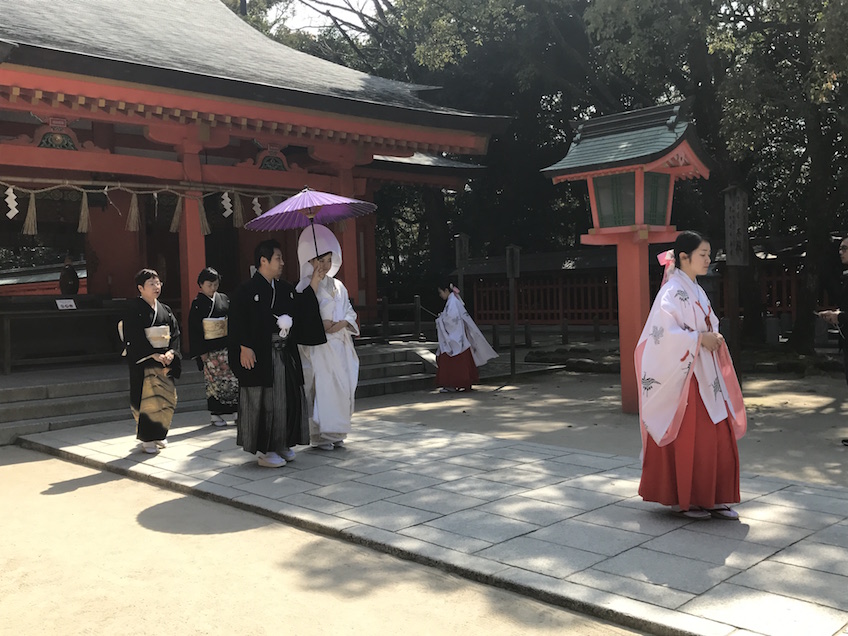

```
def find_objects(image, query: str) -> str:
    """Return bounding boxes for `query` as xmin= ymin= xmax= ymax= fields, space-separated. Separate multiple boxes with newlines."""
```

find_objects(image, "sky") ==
xmin=281 ymin=1 xmax=370 ymax=33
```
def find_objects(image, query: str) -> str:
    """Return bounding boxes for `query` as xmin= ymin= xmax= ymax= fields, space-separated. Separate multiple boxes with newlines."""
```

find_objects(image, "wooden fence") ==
xmin=471 ymin=262 xmax=819 ymax=325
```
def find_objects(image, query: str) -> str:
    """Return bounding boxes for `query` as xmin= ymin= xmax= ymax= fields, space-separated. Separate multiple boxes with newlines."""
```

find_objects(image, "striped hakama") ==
xmin=236 ymin=335 xmax=309 ymax=454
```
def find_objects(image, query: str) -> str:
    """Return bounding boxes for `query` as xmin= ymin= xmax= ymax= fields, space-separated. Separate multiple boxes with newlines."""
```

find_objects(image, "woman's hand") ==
xmin=324 ymin=320 xmax=349 ymax=334
xmin=700 ymin=332 xmax=724 ymax=352
xmin=153 ymin=350 xmax=174 ymax=366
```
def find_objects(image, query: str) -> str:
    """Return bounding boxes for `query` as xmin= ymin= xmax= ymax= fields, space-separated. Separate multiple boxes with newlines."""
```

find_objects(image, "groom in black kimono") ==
xmin=229 ymin=239 xmax=326 ymax=467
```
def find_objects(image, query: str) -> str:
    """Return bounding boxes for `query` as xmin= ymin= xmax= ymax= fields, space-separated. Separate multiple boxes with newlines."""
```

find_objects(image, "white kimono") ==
xmin=635 ymin=269 xmax=746 ymax=455
xmin=436 ymin=293 xmax=498 ymax=366
xmin=296 ymin=275 xmax=359 ymax=442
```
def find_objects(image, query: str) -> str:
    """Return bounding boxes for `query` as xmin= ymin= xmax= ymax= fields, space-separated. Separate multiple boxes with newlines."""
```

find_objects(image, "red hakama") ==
xmin=639 ymin=378 xmax=740 ymax=511
xmin=436 ymin=349 xmax=479 ymax=390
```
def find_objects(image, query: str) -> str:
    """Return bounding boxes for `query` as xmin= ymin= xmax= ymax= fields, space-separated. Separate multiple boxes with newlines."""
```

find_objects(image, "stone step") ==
xmin=358 ymin=360 xmax=424 ymax=381
xmin=355 ymin=373 xmax=435 ymax=399
xmin=0 ymin=377 xmax=129 ymax=404
xmin=0 ymin=381 xmax=208 ymax=423
xmin=0 ymin=349 xmax=436 ymax=443
xmin=0 ymin=398 xmax=209 ymax=445
xmin=356 ymin=350 xmax=413 ymax=366
xmin=0 ymin=368 xmax=205 ymax=404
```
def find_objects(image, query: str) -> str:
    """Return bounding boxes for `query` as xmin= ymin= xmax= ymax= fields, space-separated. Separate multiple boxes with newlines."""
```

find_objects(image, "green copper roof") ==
xmin=542 ymin=101 xmax=710 ymax=177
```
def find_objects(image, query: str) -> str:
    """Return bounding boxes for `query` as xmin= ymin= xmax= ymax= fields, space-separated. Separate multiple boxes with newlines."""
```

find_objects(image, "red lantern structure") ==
xmin=543 ymin=101 xmax=713 ymax=413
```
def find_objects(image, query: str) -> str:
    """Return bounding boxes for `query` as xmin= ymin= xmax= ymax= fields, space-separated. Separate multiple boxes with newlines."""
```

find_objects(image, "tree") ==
xmin=585 ymin=0 xmax=848 ymax=352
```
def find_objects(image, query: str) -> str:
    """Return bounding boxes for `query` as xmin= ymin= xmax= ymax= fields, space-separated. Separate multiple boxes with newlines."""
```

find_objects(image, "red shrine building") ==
xmin=0 ymin=0 xmax=503 ymax=366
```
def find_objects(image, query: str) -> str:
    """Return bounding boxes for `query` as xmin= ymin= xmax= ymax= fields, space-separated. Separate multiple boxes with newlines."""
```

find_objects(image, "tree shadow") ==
xmin=136 ymin=496 xmax=272 ymax=535
xmin=272 ymin=535 xmax=640 ymax=633
xmin=41 ymin=471 xmax=121 ymax=495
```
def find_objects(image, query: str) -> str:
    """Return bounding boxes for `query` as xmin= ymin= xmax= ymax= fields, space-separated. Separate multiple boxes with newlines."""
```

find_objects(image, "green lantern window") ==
xmin=593 ymin=173 xmax=635 ymax=227
xmin=644 ymin=173 xmax=670 ymax=225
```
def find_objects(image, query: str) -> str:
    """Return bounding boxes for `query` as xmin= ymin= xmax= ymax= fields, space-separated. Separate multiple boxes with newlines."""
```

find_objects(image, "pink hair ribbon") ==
xmin=658 ymin=249 xmax=675 ymax=286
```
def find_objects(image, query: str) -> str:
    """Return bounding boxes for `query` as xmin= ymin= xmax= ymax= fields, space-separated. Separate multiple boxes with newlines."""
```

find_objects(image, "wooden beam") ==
xmin=202 ymin=164 xmax=337 ymax=191
xmin=0 ymin=143 xmax=185 ymax=180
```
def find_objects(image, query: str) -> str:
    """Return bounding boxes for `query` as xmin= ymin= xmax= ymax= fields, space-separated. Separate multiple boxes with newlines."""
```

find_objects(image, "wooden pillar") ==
xmin=336 ymin=170 xmax=360 ymax=306
xmin=615 ymin=236 xmax=651 ymax=414
xmin=724 ymin=186 xmax=748 ymax=366
xmin=179 ymin=191 xmax=206 ymax=349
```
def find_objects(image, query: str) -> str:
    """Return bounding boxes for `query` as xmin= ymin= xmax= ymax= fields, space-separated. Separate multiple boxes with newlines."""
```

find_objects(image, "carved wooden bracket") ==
xmin=5 ymin=117 xmax=107 ymax=153
xmin=144 ymin=122 xmax=230 ymax=155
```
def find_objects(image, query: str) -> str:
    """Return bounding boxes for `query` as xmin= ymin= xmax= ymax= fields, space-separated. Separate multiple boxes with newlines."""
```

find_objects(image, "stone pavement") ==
xmin=17 ymin=410 xmax=848 ymax=636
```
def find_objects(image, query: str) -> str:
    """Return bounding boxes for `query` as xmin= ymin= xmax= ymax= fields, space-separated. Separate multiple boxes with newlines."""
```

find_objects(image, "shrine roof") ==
xmin=0 ymin=0 xmax=506 ymax=133
xmin=372 ymin=153 xmax=484 ymax=175
xmin=541 ymin=101 xmax=711 ymax=177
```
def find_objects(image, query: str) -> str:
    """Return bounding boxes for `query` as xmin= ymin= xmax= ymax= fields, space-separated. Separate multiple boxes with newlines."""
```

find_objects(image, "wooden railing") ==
xmin=473 ymin=272 xmax=620 ymax=325
xmin=354 ymin=295 xmax=435 ymax=341
xmin=471 ymin=263 xmax=828 ymax=325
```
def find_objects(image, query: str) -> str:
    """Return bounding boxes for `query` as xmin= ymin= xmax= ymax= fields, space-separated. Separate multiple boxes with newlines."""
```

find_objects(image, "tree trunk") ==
xmin=387 ymin=214 xmax=400 ymax=273
xmin=791 ymin=110 xmax=833 ymax=354
xmin=421 ymin=187 xmax=452 ymax=276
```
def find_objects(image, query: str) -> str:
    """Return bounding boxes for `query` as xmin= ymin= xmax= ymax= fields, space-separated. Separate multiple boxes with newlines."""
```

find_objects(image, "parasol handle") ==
xmin=310 ymin=217 xmax=319 ymax=259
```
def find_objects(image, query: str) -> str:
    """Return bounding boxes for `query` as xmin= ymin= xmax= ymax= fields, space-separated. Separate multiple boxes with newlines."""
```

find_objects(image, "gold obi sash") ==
xmin=144 ymin=325 xmax=171 ymax=348
xmin=202 ymin=317 xmax=228 ymax=340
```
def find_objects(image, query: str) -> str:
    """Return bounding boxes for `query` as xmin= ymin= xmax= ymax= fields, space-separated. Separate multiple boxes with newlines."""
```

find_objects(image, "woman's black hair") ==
xmin=438 ymin=282 xmax=456 ymax=292
xmin=197 ymin=267 xmax=220 ymax=286
xmin=673 ymin=231 xmax=709 ymax=268
xmin=135 ymin=268 xmax=159 ymax=287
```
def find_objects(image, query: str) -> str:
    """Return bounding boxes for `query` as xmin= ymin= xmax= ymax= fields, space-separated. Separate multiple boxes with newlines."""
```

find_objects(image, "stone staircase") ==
xmin=355 ymin=344 xmax=436 ymax=398
xmin=0 ymin=366 xmax=208 ymax=445
xmin=0 ymin=344 xmax=437 ymax=445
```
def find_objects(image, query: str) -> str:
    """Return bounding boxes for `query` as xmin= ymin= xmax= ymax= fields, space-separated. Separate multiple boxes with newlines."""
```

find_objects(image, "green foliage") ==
xmin=224 ymin=0 xmax=848 ymax=350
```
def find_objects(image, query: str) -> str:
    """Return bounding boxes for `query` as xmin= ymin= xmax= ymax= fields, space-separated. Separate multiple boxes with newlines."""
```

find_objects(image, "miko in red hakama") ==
xmin=435 ymin=288 xmax=497 ymax=391
xmin=635 ymin=268 xmax=746 ymax=513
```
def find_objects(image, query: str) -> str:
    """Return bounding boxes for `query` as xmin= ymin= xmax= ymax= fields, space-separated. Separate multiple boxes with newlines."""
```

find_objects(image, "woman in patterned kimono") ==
xmin=635 ymin=231 xmax=746 ymax=520
xmin=188 ymin=267 xmax=238 ymax=426
xmin=295 ymin=224 xmax=359 ymax=451
xmin=122 ymin=268 xmax=182 ymax=454
xmin=435 ymin=283 xmax=498 ymax=392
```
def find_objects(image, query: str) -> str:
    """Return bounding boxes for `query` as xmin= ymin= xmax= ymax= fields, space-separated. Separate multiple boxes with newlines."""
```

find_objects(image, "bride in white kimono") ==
xmin=295 ymin=224 xmax=359 ymax=451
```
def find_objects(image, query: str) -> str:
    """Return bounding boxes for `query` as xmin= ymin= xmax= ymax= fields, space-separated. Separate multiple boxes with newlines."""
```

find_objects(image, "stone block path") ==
xmin=18 ymin=412 xmax=848 ymax=636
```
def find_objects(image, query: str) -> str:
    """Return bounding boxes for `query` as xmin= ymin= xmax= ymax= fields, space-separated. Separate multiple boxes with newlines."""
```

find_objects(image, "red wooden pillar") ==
xmin=614 ymin=236 xmax=652 ymax=413
xmin=179 ymin=191 xmax=206 ymax=349
xmin=583 ymin=228 xmax=677 ymax=414
xmin=336 ymin=170 xmax=360 ymax=306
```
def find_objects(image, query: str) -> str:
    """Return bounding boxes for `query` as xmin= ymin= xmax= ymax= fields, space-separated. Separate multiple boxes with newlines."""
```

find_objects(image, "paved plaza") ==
xmin=16 ymin=387 xmax=848 ymax=636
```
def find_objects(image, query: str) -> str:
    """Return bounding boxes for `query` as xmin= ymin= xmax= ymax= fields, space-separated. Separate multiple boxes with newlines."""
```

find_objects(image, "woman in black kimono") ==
xmin=122 ymin=268 xmax=182 ymax=454
xmin=188 ymin=267 xmax=238 ymax=426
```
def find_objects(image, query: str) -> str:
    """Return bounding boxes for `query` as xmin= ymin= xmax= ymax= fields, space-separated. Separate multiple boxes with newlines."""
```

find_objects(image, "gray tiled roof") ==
xmin=372 ymin=152 xmax=484 ymax=174
xmin=0 ymin=0 xmax=505 ymax=129
xmin=542 ymin=101 xmax=710 ymax=176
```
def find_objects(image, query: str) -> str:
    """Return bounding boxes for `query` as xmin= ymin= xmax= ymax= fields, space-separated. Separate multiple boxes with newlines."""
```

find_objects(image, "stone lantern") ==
xmin=542 ymin=101 xmax=713 ymax=413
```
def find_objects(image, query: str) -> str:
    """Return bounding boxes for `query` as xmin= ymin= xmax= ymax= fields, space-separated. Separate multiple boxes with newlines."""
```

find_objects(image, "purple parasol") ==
xmin=245 ymin=187 xmax=377 ymax=232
